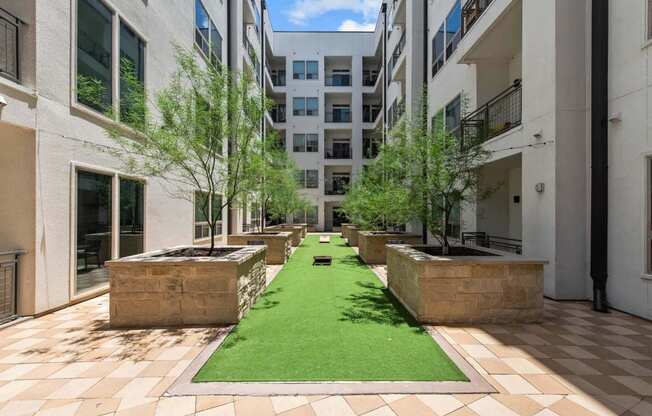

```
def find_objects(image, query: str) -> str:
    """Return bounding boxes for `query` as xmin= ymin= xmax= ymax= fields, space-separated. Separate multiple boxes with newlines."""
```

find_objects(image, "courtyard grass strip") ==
xmin=193 ymin=235 xmax=467 ymax=382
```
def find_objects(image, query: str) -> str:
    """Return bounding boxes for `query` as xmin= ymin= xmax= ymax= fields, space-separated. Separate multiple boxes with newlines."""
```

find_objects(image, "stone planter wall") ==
xmin=347 ymin=226 xmax=360 ymax=247
xmin=341 ymin=224 xmax=355 ymax=240
xmin=265 ymin=225 xmax=302 ymax=246
xmin=358 ymin=232 xmax=423 ymax=264
xmin=107 ymin=246 xmax=266 ymax=327
xmin=387 ymin=245 xmax=545 ymax=324
xmin=227 ymin=232 xmax=291 ymax=265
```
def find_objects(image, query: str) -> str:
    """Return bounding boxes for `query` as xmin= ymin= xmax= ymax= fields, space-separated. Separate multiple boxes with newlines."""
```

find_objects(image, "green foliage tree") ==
xmin=79 ymin=47 xmax=267 ymax=254
xmin=389 ymin=91 xmax=493 ymax=254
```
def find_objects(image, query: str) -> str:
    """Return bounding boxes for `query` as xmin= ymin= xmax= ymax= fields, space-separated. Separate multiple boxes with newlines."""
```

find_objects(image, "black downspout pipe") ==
xmin=226 ymin=0 xmax=235 ymax=235
xmin=260 ymin=0 xmax=266 ymax=231
xmin=590 ymin=0 xmax=609 ymax=313
xmin=421 ymin=0 xmax=429 ymax=245
xmin=382 ymin=3 xmax=387 ymax=146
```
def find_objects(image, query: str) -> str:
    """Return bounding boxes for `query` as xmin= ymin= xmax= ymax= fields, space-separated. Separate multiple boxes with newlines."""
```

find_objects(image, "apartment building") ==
xmin=0 ymin=0 xmax=260 ymax=316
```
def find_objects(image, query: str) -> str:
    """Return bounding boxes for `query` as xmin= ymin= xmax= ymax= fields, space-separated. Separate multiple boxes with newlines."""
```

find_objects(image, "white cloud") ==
xmin=338 ymin=19 xmax=375 ymax=32
xmin=287 ymin=0 xmax=380 ymax=26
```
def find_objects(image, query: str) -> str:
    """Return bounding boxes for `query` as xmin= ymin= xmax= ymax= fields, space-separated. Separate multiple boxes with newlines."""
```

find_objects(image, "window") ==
xmin=431 ymin=0 xmax=461 ymax=78
xmin=445 ymin=94 xmax=461 ymax=137
xmin=446 ymin=201 xmax=461 ymax=239
xmin=293 ymin=61 xmax=305 ymax=80
xmin=306 ymin=134 xmax=319 ymax=152
xmin=649 ymin=0 xmax=652 ymax=40
xmin=293 ymin=206 xmax=318 ymax=225
xmin=293 ymin=134 xmax=306 ymax=152
xmin=119 ymin=178 xmax=144 ymax=258
xmin=77 ymin=0 xmax=113 ymax=111
xmin=194 ymin=191 xmax=222 ymax=240
xmin=306 ymin=170 xmax=318 ymax=188
xmin=306 ymin=97 xmax=319 ymax=116
xmin=119 ymin=22 xmax=145 ymax=124
xmin=295 ymin=170 xmax=306 ymax=188
xmin=293 ymin=97 xmax=318 ymax=116
xmin=306 ymin=61 xmax=319 ymax=79
xmin=293 ymin=97 xmax=306 ymax=116
xmin=293 ymin=60 xmax=318 ymax=80
xmin=195 ymin=0 xmax=222 ymax=65
xmin=432 ymin=109 xmax=444 ymax=133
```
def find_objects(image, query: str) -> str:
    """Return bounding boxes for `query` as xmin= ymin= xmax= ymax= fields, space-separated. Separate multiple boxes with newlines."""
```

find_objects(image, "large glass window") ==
xmin=119 ymin=23 xmax=145 ymax=124
xmin=432 ymin=24 xmax=445 ymax=77
xmin=293 ymin=61 xmax=305 ymax=80
xmin=306 ymin=98 xmax=319 ymax=116
xmin=649 ymin=0 xmax=652 ymax=40
xmin=195 ymin=0 xmax=221 ymax=64
xmin=77 ymin=0 xmax=113 ymax=111
xmin=194 ymin=191 xmax=222 ymax=240
xmin=306 ymin=170 xmax=319 ymax=188
xmin=306 ymin=134 xmax=319 ymax=152
xmin=445 ymin=94 xmax=462 ymax=137
xmin=293 ymin=97 xmax=306 ymax=116
xmin=76 ymin=171 xmax=113 ymax=294
xmin=293 ymin=134 xmax=306 ymax=152
xmin=306 ymin=206 xmax=318 ymax=225
xmin=446 ymin=0 xmax=462 ymax=59
xmin=295 ymin=170 xmax=306 ymax=188
xmin=119 ymin=179 xmax=144 ymax=258
xmin=306 ymin=61 xmax=319 ymax=80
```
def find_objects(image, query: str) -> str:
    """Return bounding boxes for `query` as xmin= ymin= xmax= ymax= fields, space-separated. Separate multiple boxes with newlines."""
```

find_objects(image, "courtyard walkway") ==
xmin=0 ymin=239 xmax=651 ymax=414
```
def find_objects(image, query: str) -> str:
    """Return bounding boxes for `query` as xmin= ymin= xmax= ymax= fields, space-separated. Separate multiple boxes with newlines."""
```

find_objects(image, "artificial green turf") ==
xmin=193 ymin=235 xmax=467 ymax=382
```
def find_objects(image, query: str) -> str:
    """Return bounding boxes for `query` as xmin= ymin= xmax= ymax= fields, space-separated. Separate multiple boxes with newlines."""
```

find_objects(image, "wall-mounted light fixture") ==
xmin=535 ymin=183 xmax=545 ymax=193
xmin=533 ymin=129 xmax=543 ymax=140
xmin=0 ymin=95 xmax=7 ymax=109
xmin=608 ymin=112 xmax=622 ymax=123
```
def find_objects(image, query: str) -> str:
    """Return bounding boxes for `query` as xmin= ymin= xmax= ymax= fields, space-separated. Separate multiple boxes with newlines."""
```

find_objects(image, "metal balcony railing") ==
xmin=0 ymin=7 xmax=21 ymax=81
xmin=0 ymin=250 xmax=25 ymax=324
xmin=325 ymin=110 xmax=351 ymax=123
xmin=462 ymin=0 xmax=494 ymax=36
xmin=362 ymin=68 xmax=380 ymax=86
xmin=325 ymin=146 xmax=352 ymax=159
xmin=271 ymin=105 xmax=286 ymax=123
xmin=325 ymin=73 xmax=351 ymax=87
xmin=243 ymin=31 xmax=260 ymax=81
xmin=363 ymin=138 xmax=381 ymax=159
xmin=387 ymin=98 xmax=405 ymax=129
xmin=461 ymin=79 xmax=522 ymax=147
xmin=362 ymin=105 xmax=381 ymax=123
xmin=388 ymin=32 xmax=406 ymax=78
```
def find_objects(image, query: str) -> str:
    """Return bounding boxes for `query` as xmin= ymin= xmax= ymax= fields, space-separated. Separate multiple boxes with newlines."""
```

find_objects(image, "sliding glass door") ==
xmin=75 ymin=171 xmax=113 ymax=294
xmin=119 ymin=179 xmax=144 ymax=257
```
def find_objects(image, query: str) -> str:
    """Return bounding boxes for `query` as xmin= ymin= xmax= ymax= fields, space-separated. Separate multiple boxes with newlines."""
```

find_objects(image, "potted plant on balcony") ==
xmin=81 ymin=48 xmax=271 ymax=327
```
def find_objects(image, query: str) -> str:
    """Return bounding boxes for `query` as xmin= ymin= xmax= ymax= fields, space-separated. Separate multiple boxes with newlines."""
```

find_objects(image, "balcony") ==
xmin=461 ymin=79 xmax=522 ymax=146
xmin=325 ymin=178 xmax=350 ymax=196
xmin=363 ymin=137 xmax=381 ymax=159
xmin=388 ymin=32 xmax=406 ymax=79
xmin=0 ymin=8 xmax=21 ymax=82
xmin=387 ymin=98 xmax=405 ymax=130
xmin=325 ymin=144 xmax=352 ymax=160
xmin=325 ymin=73 xmax=351 ymax=87
xmin=270 ymin=105 xmax=286 ymax=123
xmin=362 ymin=105 xmax=381 ymax=123
xmin=270 ymin=69 xmax=286 ymax=86
xmin=243 ymin=31 xmax=260 ymax=81
xmin=325 ymin=108 xmax=351 ymax=123
xmin=462 ymin=0 xmax=494 ymax=36
xmin=363 ymin=67 xmax=380 ymax=87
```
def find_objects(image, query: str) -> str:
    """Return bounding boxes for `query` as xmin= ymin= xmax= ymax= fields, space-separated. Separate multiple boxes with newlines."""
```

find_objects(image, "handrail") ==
xmin=462 ymin=0 xmax=494 ymax=36
xmin=461 ymin=79 xmax=522 ymax=146
xmin=388 ymin=32 xmax=406 ymax=76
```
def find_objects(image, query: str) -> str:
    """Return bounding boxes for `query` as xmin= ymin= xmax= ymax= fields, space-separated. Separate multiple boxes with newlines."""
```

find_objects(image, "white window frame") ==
xmin=71 ymin=0 xmax=148 ymax=126
xmin=69 ymin=161 xmax=148 ymax=300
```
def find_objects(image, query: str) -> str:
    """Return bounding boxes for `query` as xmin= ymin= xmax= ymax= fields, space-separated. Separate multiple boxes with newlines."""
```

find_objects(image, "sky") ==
xmin=265 ymin=0 xmax=382 ymax=32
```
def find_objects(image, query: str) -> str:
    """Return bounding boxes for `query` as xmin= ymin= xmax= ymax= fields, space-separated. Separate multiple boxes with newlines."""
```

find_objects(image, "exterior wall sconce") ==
xmin=535 ymin=183 xmax=545 ymax=193
xmin=533 ymin=129 xmax=543 ymax=140
xmin=608 ymin=112 xmax=622 ymax=123
xmin=0 ymin=95 xmax=7 ymax=109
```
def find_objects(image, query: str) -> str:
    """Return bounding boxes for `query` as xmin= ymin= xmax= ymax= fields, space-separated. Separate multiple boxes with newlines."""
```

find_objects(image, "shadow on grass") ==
xmin=336 ymin=254 xmax=368 ymax=269
xmin=252 ymin=287 xmax=283 ymax=311
xmin=339 ymin=281 xmax=425 ymax=333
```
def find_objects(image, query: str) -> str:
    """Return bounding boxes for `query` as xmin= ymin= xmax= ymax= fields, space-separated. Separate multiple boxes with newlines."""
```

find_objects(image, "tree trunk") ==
xmin=208 ymin=222 xmax=216 ymax=256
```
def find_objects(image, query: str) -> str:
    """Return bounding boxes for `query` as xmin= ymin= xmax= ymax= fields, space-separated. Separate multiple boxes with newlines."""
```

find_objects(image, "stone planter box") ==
xmin=347 ymin=226 xmax=361 ymax=247
xmin=358 ymin=231 xmax=423 ymax=264
xmin=107 ymin=245 xmax=266 ymax=328
xmin=285 ymin=223 xmax=307 ymax=238
xmin=265 ymin=225 xmax=302 ymax=246
xmin=387 ymin=245 xmax=546 ymax=324
xmin=341 ymin=223 xmax=355 ymax=240
xmin=227 ymin=232 xmax=291 ymax=265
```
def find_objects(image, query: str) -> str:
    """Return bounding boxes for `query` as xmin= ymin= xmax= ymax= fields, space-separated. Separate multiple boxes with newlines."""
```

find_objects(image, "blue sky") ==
xmin=266 ymin=0 xmax=381 ymax=32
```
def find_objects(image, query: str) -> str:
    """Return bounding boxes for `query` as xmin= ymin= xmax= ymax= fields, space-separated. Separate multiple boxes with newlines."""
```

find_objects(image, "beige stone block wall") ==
xmin=358 ymin=232 xmax=423 ymax=264
xmin=227 ymin=233 xmax=291 ymax=264
xmin=387 ymin=246 xmax=545 ymax=324
xmin=341 ymin=224 xmax=355 ymax=240
xmin=265 ymin=226 xmax=302 ymax=246
xmin=108 ymin=246 xmax=266 ymax=327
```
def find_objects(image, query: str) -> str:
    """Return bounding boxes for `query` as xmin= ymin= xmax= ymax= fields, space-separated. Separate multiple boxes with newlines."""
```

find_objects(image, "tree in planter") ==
xmin=341 ymin=142 xmax=411 ymax=231
xmin=249 ymin=135 xmax=308 ymax=231
xmin=389 ymin=93 xmax=494 ymax=254
xmin=79 ymin=48 xmax=266 ymax=254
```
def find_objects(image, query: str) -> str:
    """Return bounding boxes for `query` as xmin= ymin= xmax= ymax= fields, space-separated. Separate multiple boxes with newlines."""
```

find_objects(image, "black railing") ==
xmin=325 ymin=146 xmax=352 ymax=159
xmin=462 ymin=0 xmax=494 ymax=36
xmin=362 ymin=68 xmax=380 ymax=86
xmin=387 ymin=99 xmax=405 ymax=129
xmin=362 ymin=105 xmax=381 ymax=123
xmin=388 ymin=32 xmax=406 ymax=77
xmin=461 ymin=79 xmax=522 ymax=146
xmin=271 ymin=105 xmax=286 ymax=123
xmin=363 ymin=138 xmax=380 ymax=159
xmin=325 ymin=179 xmax=350 ymax=195
xmin=462 ymin=231 xmax=522 ymax=254
xmin=325 ymin=110 xmax=352 ymax=123
xmin=0 ymin=8 xmax=21 ymax=81
xmin=325 ymin=74 xmax=351 ymax=87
